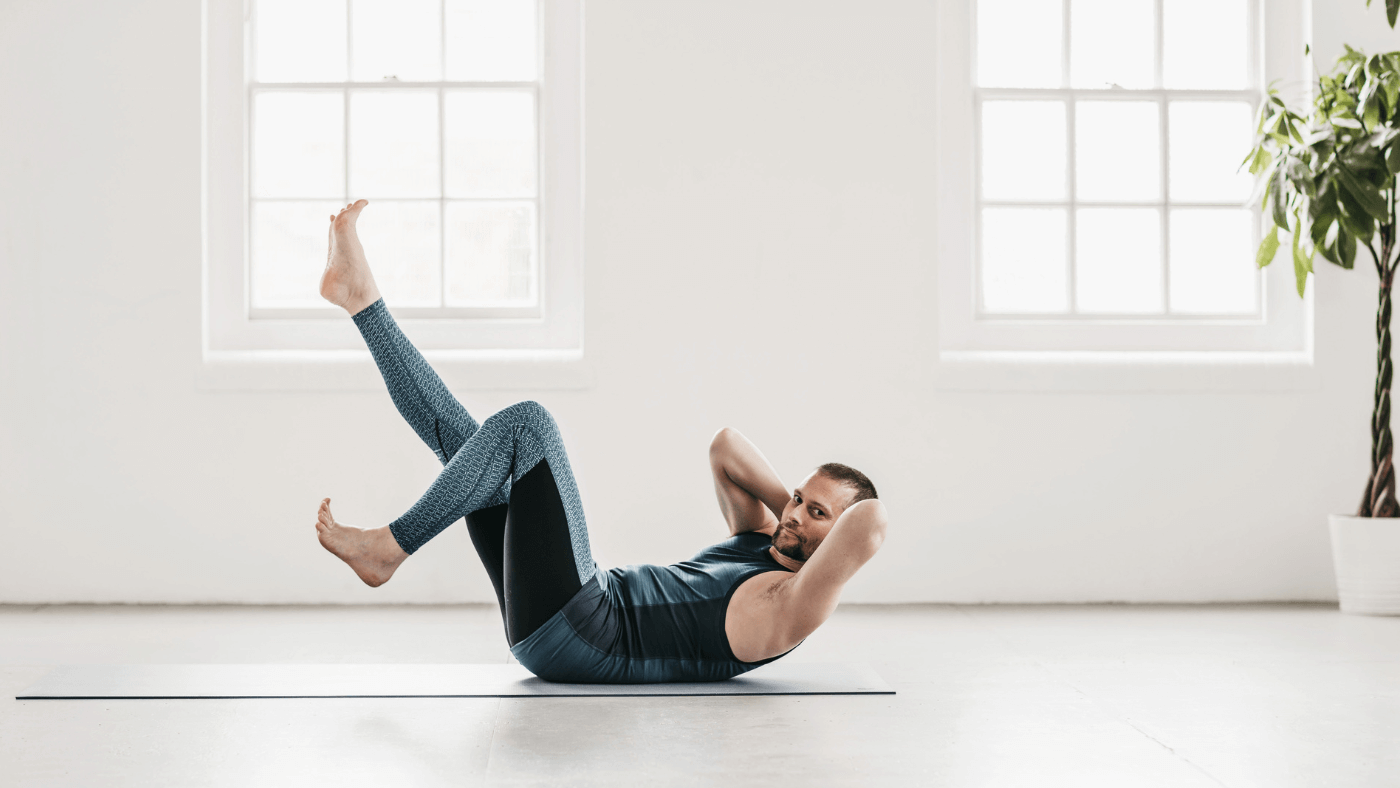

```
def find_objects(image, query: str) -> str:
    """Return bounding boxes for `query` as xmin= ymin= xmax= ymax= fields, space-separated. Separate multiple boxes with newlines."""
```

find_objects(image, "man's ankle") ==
xmin=378 ymin=526 xmax=407 ymax=560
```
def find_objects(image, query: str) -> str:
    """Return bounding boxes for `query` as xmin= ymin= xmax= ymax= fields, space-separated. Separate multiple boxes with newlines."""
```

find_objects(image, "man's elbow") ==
xmin=709 ymin=426 xmax=737 ymax=464
xmin=846 ymin=499 xmax=888 ymax=553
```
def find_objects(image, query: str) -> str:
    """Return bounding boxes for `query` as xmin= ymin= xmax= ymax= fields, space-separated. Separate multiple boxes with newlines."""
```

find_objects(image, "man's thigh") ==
xmin=502 ymin=459 xmax=586 ymax=646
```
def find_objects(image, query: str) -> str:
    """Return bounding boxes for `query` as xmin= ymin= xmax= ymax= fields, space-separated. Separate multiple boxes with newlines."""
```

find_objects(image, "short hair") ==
xmin=816 ymin=462 xmax=878 ymax=507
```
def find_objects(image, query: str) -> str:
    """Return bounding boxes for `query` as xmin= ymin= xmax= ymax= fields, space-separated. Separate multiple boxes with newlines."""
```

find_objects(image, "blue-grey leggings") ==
xmin=352 ymin=299 xmax=597 ymax=646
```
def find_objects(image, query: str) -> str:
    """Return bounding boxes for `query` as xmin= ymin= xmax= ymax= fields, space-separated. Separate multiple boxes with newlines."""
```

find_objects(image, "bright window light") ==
xmin=248 ymin=0 xmax=542 ymax=315
xmin=974 ymin=0 xmax=1261 ymax=318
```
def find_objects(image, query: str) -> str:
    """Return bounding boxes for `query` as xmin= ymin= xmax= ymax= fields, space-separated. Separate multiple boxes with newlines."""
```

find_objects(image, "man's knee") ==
xmin=492 ymin=400 xmax=558 ymax=433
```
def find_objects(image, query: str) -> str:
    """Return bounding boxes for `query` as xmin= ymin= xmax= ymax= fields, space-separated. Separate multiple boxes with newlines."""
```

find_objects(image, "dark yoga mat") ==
xmin=15 ymin=662 xmax=893 ymax=699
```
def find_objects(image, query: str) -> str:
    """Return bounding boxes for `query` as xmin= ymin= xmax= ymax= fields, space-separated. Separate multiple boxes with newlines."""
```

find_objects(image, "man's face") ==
xmin=772 ymin=471 xmax=851 ymax=562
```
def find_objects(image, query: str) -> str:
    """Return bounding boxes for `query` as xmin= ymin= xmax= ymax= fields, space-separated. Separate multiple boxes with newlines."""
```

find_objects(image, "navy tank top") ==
xmin=509 ymin=532 xmax=797 ymax=683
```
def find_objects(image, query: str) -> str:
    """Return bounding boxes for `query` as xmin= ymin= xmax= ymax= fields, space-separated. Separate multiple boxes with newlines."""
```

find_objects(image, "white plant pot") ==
xmin=1329 ymin=514 xmax=1400 ymax=615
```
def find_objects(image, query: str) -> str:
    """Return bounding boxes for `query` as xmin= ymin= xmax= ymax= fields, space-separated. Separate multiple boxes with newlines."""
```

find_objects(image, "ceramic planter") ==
xmin=1329 ymin=514 xmax=1400 ymax=615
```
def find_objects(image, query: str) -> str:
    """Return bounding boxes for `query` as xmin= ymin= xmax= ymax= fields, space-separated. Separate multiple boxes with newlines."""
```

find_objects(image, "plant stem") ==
xmin=1362 ymin=196 xmax=1400 ymax=518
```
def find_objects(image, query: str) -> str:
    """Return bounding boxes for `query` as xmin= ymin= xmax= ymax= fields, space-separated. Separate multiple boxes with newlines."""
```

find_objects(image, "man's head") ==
xmin=771 ymin=463 xmax=879 ymax=562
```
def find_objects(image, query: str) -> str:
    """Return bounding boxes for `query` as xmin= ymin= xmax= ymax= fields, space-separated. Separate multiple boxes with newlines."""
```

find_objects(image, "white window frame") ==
xmin=935 ymin=0 xmax=1312 ymax=363
xmin=201 ymin=0 xmax=584 ymax=383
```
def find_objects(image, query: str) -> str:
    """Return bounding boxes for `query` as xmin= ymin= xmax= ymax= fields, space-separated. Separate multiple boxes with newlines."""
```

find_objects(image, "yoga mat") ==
xmin=16 ymin=662 xmax=893 ymax=699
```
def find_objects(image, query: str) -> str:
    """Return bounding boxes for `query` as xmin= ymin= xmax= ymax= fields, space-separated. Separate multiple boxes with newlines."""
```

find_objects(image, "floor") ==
xmin=2 ymin=604 xmax=1397 ymax=787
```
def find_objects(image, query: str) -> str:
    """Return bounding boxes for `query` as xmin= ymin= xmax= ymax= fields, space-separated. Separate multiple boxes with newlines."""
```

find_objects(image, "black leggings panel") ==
xmin=464 ymin=460 xmax=585 ymax=646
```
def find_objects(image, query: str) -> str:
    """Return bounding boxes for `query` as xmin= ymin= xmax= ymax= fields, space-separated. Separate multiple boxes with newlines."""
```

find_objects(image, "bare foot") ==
xmin=319 ymin=200 xmax=383 ymax=316
xmin=315 ymin=497 xmax=407 ymax=588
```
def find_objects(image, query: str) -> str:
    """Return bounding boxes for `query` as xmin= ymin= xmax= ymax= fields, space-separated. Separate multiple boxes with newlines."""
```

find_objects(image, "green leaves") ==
xmin=1249 ymin=44 xmax=1400 ymax=297
xmin=1379 ymin=0 xmax=1400 ymax=27
xmin=1257 ymin=226 xmax=1281 ymax=268
xmin=1244 ymin=145 xmax=1271 ymax=176
xmin=1292 ymin=221 xmax=1314 ymax=297
xmin=1258 ymin=224 xmax=1314 ymax=297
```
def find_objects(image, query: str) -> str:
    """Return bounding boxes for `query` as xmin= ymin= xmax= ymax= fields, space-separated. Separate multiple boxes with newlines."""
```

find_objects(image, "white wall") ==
xmin=2 ymin=0 xmax=1398 ymax=604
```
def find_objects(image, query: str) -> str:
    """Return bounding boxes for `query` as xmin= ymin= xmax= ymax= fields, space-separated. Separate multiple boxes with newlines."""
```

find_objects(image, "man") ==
xmin=315 ymin=200 xmax=888 ymax=683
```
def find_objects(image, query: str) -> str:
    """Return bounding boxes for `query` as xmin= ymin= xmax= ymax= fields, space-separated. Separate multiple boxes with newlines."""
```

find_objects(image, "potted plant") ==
xmin=1248 ymin=37 xmax=1400 ymax=614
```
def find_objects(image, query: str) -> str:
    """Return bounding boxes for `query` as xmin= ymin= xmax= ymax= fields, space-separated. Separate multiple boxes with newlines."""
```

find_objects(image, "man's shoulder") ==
xmin=700 ymin=530 xmax=773 ymax=557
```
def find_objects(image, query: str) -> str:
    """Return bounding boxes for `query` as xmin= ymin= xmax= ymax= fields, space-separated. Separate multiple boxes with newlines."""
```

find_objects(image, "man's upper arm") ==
xmin=709 ymin=427 xmax=786 ymax=536
xmin=780 ymin=499 xmax=888 ymax=641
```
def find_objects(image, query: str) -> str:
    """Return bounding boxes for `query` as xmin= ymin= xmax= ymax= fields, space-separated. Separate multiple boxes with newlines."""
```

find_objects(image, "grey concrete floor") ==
xmin=1 ymin=603 xmax=1397 ymax=787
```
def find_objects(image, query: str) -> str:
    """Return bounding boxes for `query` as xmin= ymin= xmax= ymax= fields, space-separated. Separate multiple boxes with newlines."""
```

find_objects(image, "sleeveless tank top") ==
xmin=509 ymin=532 xmax=797 ymax=683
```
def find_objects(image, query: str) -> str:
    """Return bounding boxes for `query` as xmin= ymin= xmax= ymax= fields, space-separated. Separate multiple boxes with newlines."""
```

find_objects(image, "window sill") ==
xmin=934 ymin=350 xmax=1319 ymax=392
xmin=198 ymin=349 xmax=593 ymax=391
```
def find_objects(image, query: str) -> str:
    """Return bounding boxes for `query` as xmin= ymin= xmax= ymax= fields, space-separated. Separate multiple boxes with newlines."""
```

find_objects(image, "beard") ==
xmin=772 ymin=522 xmax=808 ymax=561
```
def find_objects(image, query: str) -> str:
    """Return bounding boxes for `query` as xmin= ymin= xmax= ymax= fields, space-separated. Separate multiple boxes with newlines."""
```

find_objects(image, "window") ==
xmin=937 ymin=0 xmax=1310 ymax=358
xmin=203 ymin=0 xmax=582 ymax=359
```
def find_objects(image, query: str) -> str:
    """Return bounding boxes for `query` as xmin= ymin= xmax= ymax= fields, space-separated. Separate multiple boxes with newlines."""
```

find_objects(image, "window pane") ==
xmin=982 ymin=101 xmax=1067 ymax=200
xmin=1070 ymin=0 xmax=1153 ymax=89
xmin=253 ymin=92 xmax=345 ymax=199
xmin=1169 ymin=208 xmax=1257 ymax=313
xmin=255 ymin=0 xmax=347 ymax=83
xmin=1169 ymin=101 xmax=1254 ymax=203
xmin=1076 ymin=208 xmax=1162 ymax=313
xmin=349 ymin=90 xmax=440 ymax=198
xmin=355 ymin=200 xmax=442 ymax=307
xmin=977 ymin=0 xmax=1062 ymax=88
xmin=445 ymin=91 xmax=536 ymax=198
xmin=1076 ymin=101 xmax=1160 ymax=201
xmin=446 ymin=0 xmax=538 ymax=81
xmin=1163 ymin=0 xmax=1248 ymax=89
xmin=250 ymin=201 xmax=342 ymax=309
xmin=351 ymin=0 xmax=442 ymax=82
xmin=445 ymin=201 xmax=537 ymax=306
xmin=981 ymin=208 xmax=1068 ymax=313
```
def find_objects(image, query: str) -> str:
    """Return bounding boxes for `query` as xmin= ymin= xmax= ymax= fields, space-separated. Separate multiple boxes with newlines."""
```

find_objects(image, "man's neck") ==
xmin=768 ymin=546 xmax=804 ymax=572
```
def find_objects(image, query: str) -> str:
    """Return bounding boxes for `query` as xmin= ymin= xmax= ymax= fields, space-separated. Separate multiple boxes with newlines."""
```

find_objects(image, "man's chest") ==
xmin=724 ymin=570 xmax=795 ymax=662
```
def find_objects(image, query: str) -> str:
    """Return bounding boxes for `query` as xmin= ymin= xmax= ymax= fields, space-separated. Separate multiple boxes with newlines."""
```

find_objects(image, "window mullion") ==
xmin=1060 ymin=0 xmax=1070 ymax=88
xmin=342 ymin=87 xmax=350 ymax=203
xmin=1156 ymin=0 xmax=1169 ymax=314
xmin=1062 ymin=0 xmax=1076 ymax=314
xmin=246 ymin=1 xmax=257 ymax=319
xmin=345 ymin=0 xmax=353 ymax=82
xmin=439 ymin=0 xmax=447 ymax=308
xmin=973 ymin=94 xmax=985 ymax=314
xmin=344 ymin=0 xmax=352 ymax=203
xmin=1153 ymin=0 xmax=1164 ymax=90
xmin=439 ymin=85 xmax=447 ymax=309
xmin=1067 ymin=97 xmax=1078 ymax=315
xmin=1161 ymin=97 xmax=1172 ymax=314
xmin=533 ymin=0 xmax=543 ymax=305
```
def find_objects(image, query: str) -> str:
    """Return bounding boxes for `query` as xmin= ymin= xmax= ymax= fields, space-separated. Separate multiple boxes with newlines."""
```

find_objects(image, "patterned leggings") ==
xmin=352 ymin=299 xmax=597 ymax=646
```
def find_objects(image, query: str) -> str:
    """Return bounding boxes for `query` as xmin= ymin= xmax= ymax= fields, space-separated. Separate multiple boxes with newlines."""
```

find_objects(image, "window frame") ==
xmin=202 ymin=0 xmax=583 ymax=358
xmin=936 ymin=0 xmax=1312 ymax=359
